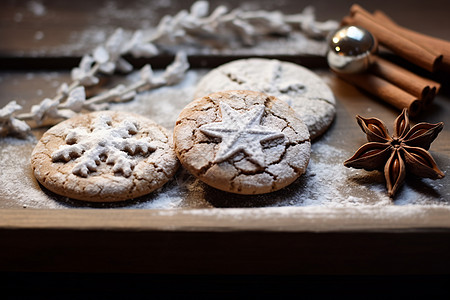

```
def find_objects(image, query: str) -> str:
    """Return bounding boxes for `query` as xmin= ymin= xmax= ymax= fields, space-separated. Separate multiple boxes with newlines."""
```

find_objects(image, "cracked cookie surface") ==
xmin=174 ymin=90 xmax=311 ymax=195
xmin=194 ymin=58 xmax=336 ymax=140
xmin=31 ymin=111 xmax=179 ymax=202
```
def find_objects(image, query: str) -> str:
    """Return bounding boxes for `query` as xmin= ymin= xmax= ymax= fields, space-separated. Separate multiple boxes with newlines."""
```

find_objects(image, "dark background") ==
xmin=1 ymin=0 xmax=450 ymax=297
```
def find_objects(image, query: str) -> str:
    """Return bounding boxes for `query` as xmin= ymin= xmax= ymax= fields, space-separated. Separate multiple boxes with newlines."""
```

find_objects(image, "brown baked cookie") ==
xmin=194 ymin=58 xmax=336 ymax=140
xmin=174 ymin=90 xmax=310 ymax=194
xmin=31 ymin=111 xmax=179 ymax=202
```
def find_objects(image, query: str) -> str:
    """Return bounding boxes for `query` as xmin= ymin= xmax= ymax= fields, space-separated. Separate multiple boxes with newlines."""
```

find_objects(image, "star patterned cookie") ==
xmin=194 ymin=58 xmax=336 ymax=140
xmin=31 ymin=111 xmax=179 ymax=202
xmin=199 ymin=102 xmax=285 ymax=166
xmin=173 ymin=90 xmax=311 ymax=194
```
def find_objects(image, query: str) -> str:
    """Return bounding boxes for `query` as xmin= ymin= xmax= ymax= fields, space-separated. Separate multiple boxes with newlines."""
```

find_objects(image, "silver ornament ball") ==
xmin=327 ymin=25 xmax=377 ymax=74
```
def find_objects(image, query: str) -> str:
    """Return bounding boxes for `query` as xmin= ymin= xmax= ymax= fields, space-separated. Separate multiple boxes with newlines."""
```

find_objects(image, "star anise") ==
xmin=344 ymin=109 xmax=445 ymax=197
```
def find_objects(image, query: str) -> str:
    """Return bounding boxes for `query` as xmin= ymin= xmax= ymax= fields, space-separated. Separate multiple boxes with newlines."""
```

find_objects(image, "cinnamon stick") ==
xmin=422 ymin=87 xmax=437 ymax=107
xmin=373 ymin=10 xmax=450 ymax=72
xmin=335 ymin=71 xmax=422 ymax=116
xmin=344 ymin=4 xmax=442 ymax=72
xmin=371 ymin=56 xmax=441 ymax=100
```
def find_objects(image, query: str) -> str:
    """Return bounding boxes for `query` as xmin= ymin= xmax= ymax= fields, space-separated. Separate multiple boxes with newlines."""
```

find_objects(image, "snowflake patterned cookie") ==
xmin=31 ymin=111 xmax=179 ymax=202
xmin=194 ymin=58 xmax=336 ymax=140
xmin=174 ymin=90 xmax=311 ymax=194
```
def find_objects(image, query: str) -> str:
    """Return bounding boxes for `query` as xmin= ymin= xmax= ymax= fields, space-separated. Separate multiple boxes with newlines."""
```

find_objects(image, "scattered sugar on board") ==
xmin=0 ymin=137 xmax=61 ymax=209
xmin=112 ymin=69 xmax=449 ymax=209
xmin=111 ymin=70 xmax=206 ymax=129
xmin=22 ymin=19 xmax=328 ymax=57
xmin=27 ymin=1 xmax=47 ymax=17
xmin=155 ymin=205 xmax=450 ymax=229
xmin=14 ymin=13 xmax=23 ymax=23
xmin=34 ymin=31 xmax=44 ymax=41
xmin=1 ymin=70 xmax=449 ymax=210
xmin=0 ymin=137 xmax=189 ymax=209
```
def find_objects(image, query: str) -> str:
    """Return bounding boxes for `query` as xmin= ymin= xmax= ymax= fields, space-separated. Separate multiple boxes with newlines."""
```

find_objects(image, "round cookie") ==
xmin=194 ymin=58 xmax=336 ymax=140
xmin=174 ymin=90 xmax=311 ymax=195
xmin=31 ymin=111 xmax=179 ymax=202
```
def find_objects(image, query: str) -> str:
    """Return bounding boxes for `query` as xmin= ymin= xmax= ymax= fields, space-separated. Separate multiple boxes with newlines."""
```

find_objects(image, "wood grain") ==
xmin=1 ymin=206 xmax=450 ymax=232
xmin=2 ymin=0 xmax=450 ymax=59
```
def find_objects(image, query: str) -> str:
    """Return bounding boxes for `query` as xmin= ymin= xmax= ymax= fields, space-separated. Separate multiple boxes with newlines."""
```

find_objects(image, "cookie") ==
xmin=194 ymin=58 xmax=336 ymax=140
xmin=31 ymin=111 xmax=179 ymax=202
xmin=174 ymin=90 xmax=311 ymax=194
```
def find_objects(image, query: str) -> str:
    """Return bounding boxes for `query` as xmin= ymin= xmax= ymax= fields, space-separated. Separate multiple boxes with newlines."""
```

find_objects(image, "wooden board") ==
xmin=1 ymin=0 xmax=450 ymax=275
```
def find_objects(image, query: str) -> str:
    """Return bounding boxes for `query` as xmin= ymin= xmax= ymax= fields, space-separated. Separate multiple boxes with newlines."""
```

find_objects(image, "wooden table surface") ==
xmin=1 ymin=0 xmax=450 ymax=277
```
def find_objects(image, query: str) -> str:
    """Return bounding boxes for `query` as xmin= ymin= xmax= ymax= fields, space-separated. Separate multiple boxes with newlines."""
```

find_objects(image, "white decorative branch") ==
xmin=0 ymin=101 xmax=31 ymax=137
xmin=146 ymin=1 xmax=338 ymax=47
xmin=0 ymin=1 xmax=337 ymax=138
xmin=16 ymin=52 xmax=189 ymax=125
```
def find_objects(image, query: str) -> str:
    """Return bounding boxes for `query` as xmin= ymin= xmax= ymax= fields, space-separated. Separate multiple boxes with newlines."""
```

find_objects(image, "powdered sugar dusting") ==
xmin=111 ymin=70 xmax=203 ymax=129
xmin=27 ymin=1 xmax=46 ymax=17
xmin=151 ymin=205 xmax=450 ymax=232
xmin=51 ymin=114 xmax=157 ymax=178
xmin=199 ymin=102 xmax=286 ymax=166
xmin=0 ymin=70 xmax=448 ymax=209
xmin=0 ymin=137 xmax=62 ymax=209
xmin=298 ymin=142 xmax=391 ymax=206
xmin=5 ymin=131 xmax=443 ymax=209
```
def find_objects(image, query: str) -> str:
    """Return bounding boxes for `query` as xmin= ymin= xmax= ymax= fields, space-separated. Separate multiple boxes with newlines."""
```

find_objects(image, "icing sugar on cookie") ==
xmin=199 ymin=102 xmax=285 ymax=167
xmin=194 ymin=58 xmax=336 ymax=140
xmin=174 ymin=90 xmax=311 ymax=195
xmin=52 ymin=114 xmax=158 ymax=178
xmin=31 ymin=111 xmax=179 ymax=202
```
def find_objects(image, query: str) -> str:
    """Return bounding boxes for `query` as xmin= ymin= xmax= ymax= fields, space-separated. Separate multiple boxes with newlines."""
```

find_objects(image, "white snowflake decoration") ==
xmin=162 ymin=51 xmax=189 ymax=85
xmin=0 ymin=101 xmax=31 ymax=137
xmin=199 ymin=102 xmax=285 ymax=166
xmin=0 ymin=1 xmax=335 ymax=140
xmin=52 ymin=114 xmax=157 ymax=177
xmin=94 ymin=28 xmax=133 ymax=74
xmin=71 ymin=55 xmax=99 ymax=86
xmin=60 ymin=86 xmax=86 ymax=113
xmin=149 ymin=1 xmax=338 ymax=47
xmin=122 ymin=30 xmax=159 ymax=58
xmin=30 ymin=88 xmax=83 ymax=125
